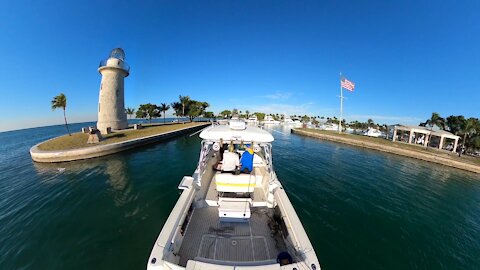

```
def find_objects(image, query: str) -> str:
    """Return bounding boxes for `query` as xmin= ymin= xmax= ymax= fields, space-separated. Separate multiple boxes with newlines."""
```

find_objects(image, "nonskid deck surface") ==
xmin=178 ymin=206 xmax=285 ymax=266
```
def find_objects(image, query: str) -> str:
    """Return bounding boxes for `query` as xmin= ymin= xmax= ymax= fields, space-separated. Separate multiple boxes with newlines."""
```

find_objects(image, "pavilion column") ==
xmin=393 ymin=128 xmax=397 ymax=142
xmin=439 ymin=135 xmax=444 ymax=150
xmin=424 ymin=132 xmax=430 ymax=147
xmin=408 ymin=131 xmax=414 ymax=144
xmin=453 ymin=138 xmax=458 ymax=153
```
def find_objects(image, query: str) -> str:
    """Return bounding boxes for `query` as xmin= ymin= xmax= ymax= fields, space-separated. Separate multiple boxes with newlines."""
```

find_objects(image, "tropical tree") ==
xmin=446 ymin=115 xmax=465 ymax=135
xmin=179 ymin=95 xmax=190 ymax=117
xmin=220 ymin=110 xmax=232 ymax=118
xmin=460 ymin=118 xmax=478 ymax=154
xmin=245 ymin=110 xmax=250 ymax=118
xmin=184 ymin=100 xmax=207 ymax=122
xmin=254 ymin=112 xmax=265 ymax=121
xmin=204 ymin=111 xmax=215 ymax=119
xmin=171 ymin=101 xmax=182 ymax=122
xmin=200 ymin=102 xmax=209 ymax=116
xmin=51 ymin=93 xmax=71 ymax=136
xmin=367 ymin=118 xmax=374 ymax=127
xmin=159 ymin=103 xmax=170 ymax=123
xmin=232 ymin=108 xmax=239 ymax=117
xmin=426 ymin=112 xmax=445 ymax=130
xmin=425 ymin=112 xmax=445 ymax=147
xmin=136 ymin=103 xmax=160 ymax=123
xmin=125 ymin=107 xmax=136 ymax=120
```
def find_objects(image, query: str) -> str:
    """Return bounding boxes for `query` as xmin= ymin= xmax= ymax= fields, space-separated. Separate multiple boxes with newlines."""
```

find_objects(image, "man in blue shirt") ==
xmin=239 ymin=144 xmax=254 ymax=173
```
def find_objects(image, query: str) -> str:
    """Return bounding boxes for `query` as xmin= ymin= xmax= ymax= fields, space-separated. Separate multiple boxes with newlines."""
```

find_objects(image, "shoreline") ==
xmin=30 ymin=123 xmax=210 ymax=163
xmin=291 ymin=128 xmax=480 ymax=174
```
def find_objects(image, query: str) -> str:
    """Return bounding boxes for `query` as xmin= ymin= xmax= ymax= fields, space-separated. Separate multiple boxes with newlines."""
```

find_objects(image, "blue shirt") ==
xmin=240 ymin=150 xmax=254 ymax=172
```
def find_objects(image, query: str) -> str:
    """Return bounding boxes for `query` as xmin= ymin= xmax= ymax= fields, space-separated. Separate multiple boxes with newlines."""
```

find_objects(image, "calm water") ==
xmin=1 ymin=123 xmax=479 ymax=269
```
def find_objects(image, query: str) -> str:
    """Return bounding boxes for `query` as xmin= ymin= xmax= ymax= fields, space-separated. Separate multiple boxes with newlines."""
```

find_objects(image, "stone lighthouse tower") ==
xmin=97 ymin=48 xmax=129 ymax=134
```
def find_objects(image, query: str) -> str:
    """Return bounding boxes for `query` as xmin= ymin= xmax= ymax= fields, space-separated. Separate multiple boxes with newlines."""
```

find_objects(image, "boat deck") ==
xmin=178 ymin=206 xmax=285 ymax=266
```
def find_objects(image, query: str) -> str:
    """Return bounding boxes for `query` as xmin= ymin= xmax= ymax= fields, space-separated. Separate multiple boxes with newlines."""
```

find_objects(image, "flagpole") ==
xmin=339 ymin=72 xmax=343 ymax=133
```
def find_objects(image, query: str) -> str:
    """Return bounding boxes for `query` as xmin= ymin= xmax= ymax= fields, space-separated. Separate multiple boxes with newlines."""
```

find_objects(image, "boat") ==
xmin=217 ymin=119 xmax=229 ymax=125
xmin=147 ymin=121 xmax=320 ymax=270
xmin=245 ymin=115 xmax=259 ymax=126
xmin=364 ymin=128 xmax=383 ymax=137
xmin=261 ymin=115 xmax=280 ymax=125
xmin=318 ymin=123 xmax=338 ymax=131
xmin=281 ymin=115 xmax=302 ymax=127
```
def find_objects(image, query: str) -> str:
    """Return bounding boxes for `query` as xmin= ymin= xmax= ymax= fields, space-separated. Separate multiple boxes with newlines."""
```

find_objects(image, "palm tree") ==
xmin=425 ymin=112 xmax=445 ymax=147
xmin=367 ymin=118 xmax=374 ymax=127
xmin=125 ymin=107 xmax=135 ymax=120
xmin=200 ymin=102 xmax=209 ymax=116
xmin=179 ymin=95 xmax=190 ymax=118
xmin=170 ymin=102 xmax=182 ymax=122
xmin=159 ymin=103 xmax=170 ymax=124
xmin=426 ymin=112 xmax=445 ymax=130
xmin=51 ymin=93 xmax=71 ymax=136
xmin=245 ymin=110 xmax=250 ymax=118
xmin=460 ymin=118 xmax=478 ymax=155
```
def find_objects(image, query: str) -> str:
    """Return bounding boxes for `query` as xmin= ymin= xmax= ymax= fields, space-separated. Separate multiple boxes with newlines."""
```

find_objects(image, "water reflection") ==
xmin=104 ymin=157 xmax=133 ymax=207
xmin=33 ymin=155 xmax=133 ymax=207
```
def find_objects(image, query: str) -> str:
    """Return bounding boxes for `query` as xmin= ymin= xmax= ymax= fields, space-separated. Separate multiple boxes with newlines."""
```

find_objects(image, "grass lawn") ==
xmin=37 ymin=122 xmax=207 ymax=151
xmin=298 ymin=128 xmax=480 ymax=166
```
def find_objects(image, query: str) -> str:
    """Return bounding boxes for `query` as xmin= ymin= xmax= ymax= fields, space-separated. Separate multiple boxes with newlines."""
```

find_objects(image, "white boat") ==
xmin=261 ymin=115 xmax=280 ymax=125
xmin=147 ymin=121 xmax=320 ymax=270
xmin=364 ymin=128 xmax=383 ymax=137
xmin=217 ymin=119 xmax=229 ymax=125
xmin=281 ymin=115 xmax=302 ymax=127
xmin=319 ymin=123 xmax=338 ymax=131
xmin=245 ymin=115 xmax=259 ymax=126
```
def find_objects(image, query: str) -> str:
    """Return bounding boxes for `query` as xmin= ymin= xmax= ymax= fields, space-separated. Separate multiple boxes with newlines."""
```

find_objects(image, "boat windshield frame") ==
xmin=196 ymin=139 xmax=273 ymax=180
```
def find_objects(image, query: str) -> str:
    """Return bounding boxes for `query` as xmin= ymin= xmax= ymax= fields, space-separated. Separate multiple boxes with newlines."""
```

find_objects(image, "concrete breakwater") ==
xmin=292 ymin=128 xmax=480 ymax=174
xmin=30 ymin=123 xmax=210 ymax=163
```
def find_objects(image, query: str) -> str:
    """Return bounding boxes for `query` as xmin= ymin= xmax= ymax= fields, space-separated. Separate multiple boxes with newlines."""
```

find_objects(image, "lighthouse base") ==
xmin=97 ymin=120 xmax=128 ymax=134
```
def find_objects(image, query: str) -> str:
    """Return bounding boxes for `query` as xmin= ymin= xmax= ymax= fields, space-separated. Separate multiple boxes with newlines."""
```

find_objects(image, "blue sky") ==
xmin=0 ymin=0 xmax=479 ymax=132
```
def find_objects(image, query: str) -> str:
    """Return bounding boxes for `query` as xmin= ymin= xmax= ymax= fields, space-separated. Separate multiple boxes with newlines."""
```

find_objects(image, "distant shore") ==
xmin=292 ymin=128 xmax=480 ymax=174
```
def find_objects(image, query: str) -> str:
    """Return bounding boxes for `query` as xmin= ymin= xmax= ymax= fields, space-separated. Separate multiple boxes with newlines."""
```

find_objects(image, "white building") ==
xmin=390 ymin=125 xmax=460 ymax=152
xmin=97 ymin=48 xmax=129 ymax=134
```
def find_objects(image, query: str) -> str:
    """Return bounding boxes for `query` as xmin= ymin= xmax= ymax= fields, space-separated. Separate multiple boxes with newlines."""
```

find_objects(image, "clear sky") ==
xmin=0 ymin=0 xmax=479 ymax=132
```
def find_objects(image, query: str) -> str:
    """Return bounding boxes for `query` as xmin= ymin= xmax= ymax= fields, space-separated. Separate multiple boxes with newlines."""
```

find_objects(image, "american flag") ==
xmin=341 ymin=77 xmax=355 ymax=92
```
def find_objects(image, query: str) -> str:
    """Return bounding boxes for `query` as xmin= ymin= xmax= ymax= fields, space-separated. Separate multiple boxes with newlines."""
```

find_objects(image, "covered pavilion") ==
xmin=391 ymin=125 xmax=459 ymax=152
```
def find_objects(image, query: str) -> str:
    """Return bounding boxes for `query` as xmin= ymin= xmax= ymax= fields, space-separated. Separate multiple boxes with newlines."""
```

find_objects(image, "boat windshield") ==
xmin=196 ymin=140 xmax=273 ymax=178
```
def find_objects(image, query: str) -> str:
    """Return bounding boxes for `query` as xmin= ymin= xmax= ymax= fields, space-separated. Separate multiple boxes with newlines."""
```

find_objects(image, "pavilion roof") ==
xmin=393 ymin=125 xmax=459 ymax=139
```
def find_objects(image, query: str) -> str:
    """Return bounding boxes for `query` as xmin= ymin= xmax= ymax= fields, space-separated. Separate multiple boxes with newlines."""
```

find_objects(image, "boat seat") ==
xmin=218 ymin=198 xmax=251 ymax=222
xmin=214 ymin=173 xmax=257 ymax=193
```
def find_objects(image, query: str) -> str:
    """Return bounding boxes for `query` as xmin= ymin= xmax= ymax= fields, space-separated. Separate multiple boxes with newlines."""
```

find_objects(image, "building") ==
xmin=390 ymin=125 xmax=460 ymax=152
xmin=96 ymin=48 xmax=130 ymax=134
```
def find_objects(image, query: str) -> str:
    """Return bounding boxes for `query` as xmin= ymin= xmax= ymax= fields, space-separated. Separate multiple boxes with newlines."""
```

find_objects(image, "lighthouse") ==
xmin=97 ymin=48 xmax=129 ymax=134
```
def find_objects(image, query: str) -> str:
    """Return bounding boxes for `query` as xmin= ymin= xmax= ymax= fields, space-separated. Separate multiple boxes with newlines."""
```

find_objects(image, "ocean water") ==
xmin=0 ymin=123 xmax=479 ymax=269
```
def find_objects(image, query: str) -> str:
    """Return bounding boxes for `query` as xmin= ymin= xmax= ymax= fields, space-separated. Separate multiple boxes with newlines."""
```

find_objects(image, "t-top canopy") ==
xmin=199 ymin=125 xmax=274 ymax=143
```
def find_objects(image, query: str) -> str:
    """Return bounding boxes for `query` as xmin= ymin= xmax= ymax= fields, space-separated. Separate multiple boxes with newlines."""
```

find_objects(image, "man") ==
xmin=222 ymin=145 xmax=240 ymax=172
xmin=239 ymin=144 xmax=254 ymax=173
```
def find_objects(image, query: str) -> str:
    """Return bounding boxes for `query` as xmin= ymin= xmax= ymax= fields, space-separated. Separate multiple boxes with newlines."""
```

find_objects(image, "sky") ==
xmin=0 ymin=0 xmax=479 ymax=132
